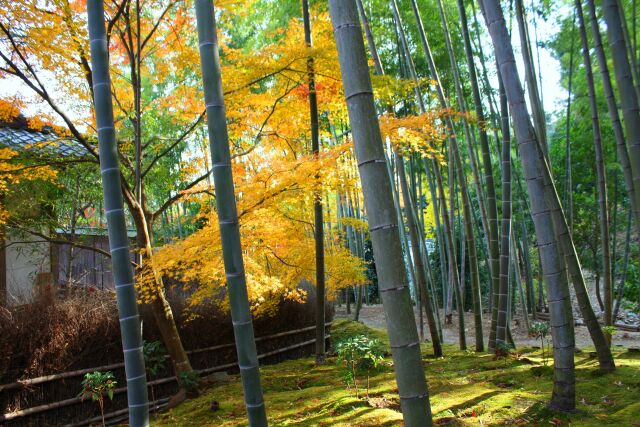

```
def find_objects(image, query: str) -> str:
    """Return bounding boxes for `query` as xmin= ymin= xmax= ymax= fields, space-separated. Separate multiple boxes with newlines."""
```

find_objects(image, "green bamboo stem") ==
xmin=194 ymin=1 xmax=267 ymax=424
xmin=479 ymin=0 xmax=576 ymax=410
xmin=329 ymin=1 xmax=432 ymax=423
xmin=85 ymin=1 xmax=149 ymax=424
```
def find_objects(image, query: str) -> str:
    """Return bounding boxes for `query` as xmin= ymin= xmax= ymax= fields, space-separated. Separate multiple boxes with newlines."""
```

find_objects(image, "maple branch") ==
xmin=0 ymin=26 xmax=98 ymax=159
xmin=151 ymin=170 xmax=211 ymax=221
xmin=107 ymin=0 xmax=129 ymax=40
xmin=140 ymin=1 xmax=178 ymax=51
xmin=265 ymin=246 xmax=305 ymax=271
xmin=61 ymin=0 xmax=93 ymax=94
xmin=142 ymin=111 xmax=205 ymax=178
xmin=277 ymin=209 xmax=314 ymax=228
xmin=230 ymin=82 xmax=295 ymax=160
xmin=238 ymin=182 xmax=300 ymax=219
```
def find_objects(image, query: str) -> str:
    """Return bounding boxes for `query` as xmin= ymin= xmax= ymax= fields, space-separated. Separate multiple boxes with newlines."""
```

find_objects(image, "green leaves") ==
xmin=336 ymin=334 xmax=385 ymax=394
xmin=143 ymin=340 xmax=168 ymax=378
xmin=78 ymin=371 xmax=117 ymax=403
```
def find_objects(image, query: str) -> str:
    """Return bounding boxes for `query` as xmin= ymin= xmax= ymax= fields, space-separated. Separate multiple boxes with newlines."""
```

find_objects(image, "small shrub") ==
xmin=178 ymin=370 xmax=200 ymax=394
xmin=336 ymin=335 xmax=385 ymax=398
xmin=529 ymin=321 xmax=551 ymax=366
xmin=144 ymin=340 xmax=167 ymax=412
xmin=602 ymin=326 xmax=618 ymax=338
xmin=495 ymin=341 xmax=511 ymax=359
xmin=78 ymin=371 xmax=117 ymax=427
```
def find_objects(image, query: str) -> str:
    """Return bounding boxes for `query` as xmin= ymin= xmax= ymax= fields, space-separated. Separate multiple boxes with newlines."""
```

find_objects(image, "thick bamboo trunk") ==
xmin=85 ymin=2 xmax=149 ymax=424
xmin=329 ymin=1 xmax=432 ymax=424
xmin=194 ymin=1 xmax=267 ymax=424
xmin=480 ymin=0 xmax=576 ymax=411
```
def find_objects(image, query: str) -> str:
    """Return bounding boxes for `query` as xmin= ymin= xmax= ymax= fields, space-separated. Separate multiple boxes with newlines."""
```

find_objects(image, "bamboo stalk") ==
xmin=85 ymin=1 xmax=149 ymax=424
xmin=328 ymin=1 xmax=432 ymax=424
xmin=194 ymin=1 xmax=267 ymax=424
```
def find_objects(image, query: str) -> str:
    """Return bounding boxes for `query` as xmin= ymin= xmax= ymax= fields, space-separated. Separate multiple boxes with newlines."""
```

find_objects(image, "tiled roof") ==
xmin=0 ymin=120 xmax=87 ymax=157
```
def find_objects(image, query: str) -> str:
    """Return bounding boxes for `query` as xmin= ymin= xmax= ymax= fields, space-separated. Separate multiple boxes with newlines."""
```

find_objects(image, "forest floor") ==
xmin=335 ymin=304 xmax=640 ymax=349
xmin=155 ymin=319 xmax=640 ymax=426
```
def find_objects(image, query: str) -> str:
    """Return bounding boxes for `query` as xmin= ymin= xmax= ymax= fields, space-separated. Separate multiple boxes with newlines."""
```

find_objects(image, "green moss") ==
xmin=155 ymin=321 xmax=640 ymax=426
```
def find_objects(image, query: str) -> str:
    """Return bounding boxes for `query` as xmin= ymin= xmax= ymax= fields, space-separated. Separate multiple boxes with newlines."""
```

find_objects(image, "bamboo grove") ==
xmin=1 ymin=0 xmax=640 ymax=424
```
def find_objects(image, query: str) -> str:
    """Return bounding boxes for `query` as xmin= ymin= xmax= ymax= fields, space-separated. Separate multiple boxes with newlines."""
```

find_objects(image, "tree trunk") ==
xmin=600 ymin=0 xmax=640 ymax=233
xmin=514 ymin=0 xmax=549 ymax=161
xmin=86 ymin=2 xmax=149 ymax=424
xmin=479 ymin=0 xmax=576 ymax=411
xmin=613 ymin=210 xmax=632 ymax=319
xmin=496 ymin=67 xmax=512 ymax=350
xmin=456 ymin=0 xmax=500 ymax=351
xmin=399 ymin=0 xmax=473 ymax=350
xmin=329 ymin=1 xmax=433 ymax=424
xmin=575 ymin=0 xmax=613 ymax=345
xmin=301 ymin=0 xmax=327 ymax=365
xmin=131 ymin=208 xmax=193 ymax=378
xmin=397 ymin=155 xmax=443 ymax=356
xmin=563 ymin=15 xmax=575 ymax=232
xmin=587 ymin=0 xmax=640 ymax=241
xmin=194 ymin=2 xmax=267 ymax=424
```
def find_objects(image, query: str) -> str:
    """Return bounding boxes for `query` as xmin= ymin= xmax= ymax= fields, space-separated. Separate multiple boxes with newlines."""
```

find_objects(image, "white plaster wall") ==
xmin=5 ymin=233 xmax=50 ymax=305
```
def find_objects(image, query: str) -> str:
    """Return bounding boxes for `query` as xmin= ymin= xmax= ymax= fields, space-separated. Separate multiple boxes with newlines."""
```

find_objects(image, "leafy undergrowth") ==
xmin=154 ymin=319 xmax=640 ymax=426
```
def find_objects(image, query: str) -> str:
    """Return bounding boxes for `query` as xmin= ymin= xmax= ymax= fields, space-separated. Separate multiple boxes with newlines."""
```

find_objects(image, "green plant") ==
xmin=335 ymin=335 xmax=385 ymax=398
xmin=178 ymin=370 xmax=200 ymax=392
xmin=602 ymin=326 xmax=618 ymax=341
xmin=78 ymin=371 xmax=117 ymax=427
xmin=529 ymin=321 xmax=551 ymax=366
xmin=495 ymin=341 xmax=511 ymax=362
xmin=144 ymin=340 xmax=167 ymax=413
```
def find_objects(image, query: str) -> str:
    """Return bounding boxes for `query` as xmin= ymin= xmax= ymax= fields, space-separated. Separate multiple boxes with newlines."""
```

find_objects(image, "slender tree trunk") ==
xmin=132 ymin=209 xmax=193 ymax=378
xmin=385 ymin=155 xmax=422 ymax=335
xmin=86 ymin=2 xmax=149 ymax=424
xmin=480 ymin=0 xmax=576 ymax=410
xmin=433 ymin=0 xmax=486 ymax=351
xmin=575 ymin=0 xmax=613 ymax=345
xmin=329 ymin=2 xmax=433 ymax=423
xmin=301 ymin=0 xmax=327 ymax=365
xmin=587 ymin=0 xmax=640 ymax=236
xmin=496 ymin=67 xmax=512 ymax=350
xmin=397 ymin=0 xmax=470 ymax=350
xmin=600 ymin=0 xmax=640 ymax=233
xmin=456 ymin=0 xmax=500 ymax=350
xmin=564 ymin=15 xmax=575 ymax=231
xmin=514 ymin=0 xmax=549 ymax=161
xmin=397 ymin=155 xmax=443 ymax=356
xmin=512 ymin=234 xmax=530 ymax=331
xmin=194 ymin=2 xmax=267 ymax=424
xmin=613 ymin=209 xmax=632 ymax=318
xmin=430 ymin=159 xmax=467 ymax=350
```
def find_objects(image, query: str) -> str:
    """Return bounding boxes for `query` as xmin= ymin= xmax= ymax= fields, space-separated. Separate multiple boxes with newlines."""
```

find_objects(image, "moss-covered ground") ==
xmin=155 ymin=320 xmax=640 ymax=426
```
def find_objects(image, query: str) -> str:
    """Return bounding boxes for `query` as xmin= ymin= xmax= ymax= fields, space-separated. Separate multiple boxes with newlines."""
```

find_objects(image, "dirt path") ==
xmin=335 ymin=304 xmax=640 ymax=349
